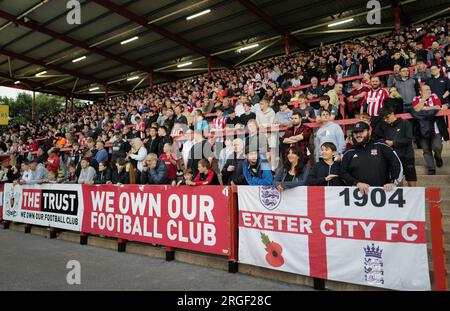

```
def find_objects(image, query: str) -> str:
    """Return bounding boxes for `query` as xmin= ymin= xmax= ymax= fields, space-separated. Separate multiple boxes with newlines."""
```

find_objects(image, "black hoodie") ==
xmin=307 ymin=158 xmax=344 ymax=186
xmin=93 ymin=168 xmax=112 ymax=184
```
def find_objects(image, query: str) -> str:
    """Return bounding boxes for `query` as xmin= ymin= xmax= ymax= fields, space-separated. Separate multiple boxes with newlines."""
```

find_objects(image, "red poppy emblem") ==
xmin=261 ymin=232 xmax=285 ymax=268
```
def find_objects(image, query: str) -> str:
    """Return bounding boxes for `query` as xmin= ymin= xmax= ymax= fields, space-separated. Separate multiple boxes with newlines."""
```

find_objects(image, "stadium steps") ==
xmin=416 ymin=166 xmax=450 ymax=175
xmin=418 ymin=141 xmax=450 ymax=288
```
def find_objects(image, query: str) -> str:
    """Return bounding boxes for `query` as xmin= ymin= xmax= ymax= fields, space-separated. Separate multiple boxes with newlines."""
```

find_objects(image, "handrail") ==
xmin=172 ymin=109 xmax=450 ymax=142
xmin=284 ymin=67 xmax=416 ymax=96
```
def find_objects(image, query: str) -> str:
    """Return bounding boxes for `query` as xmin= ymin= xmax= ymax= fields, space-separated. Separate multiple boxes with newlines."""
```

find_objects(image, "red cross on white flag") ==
xmin=238 ymin=186 xmax=430 ymax=291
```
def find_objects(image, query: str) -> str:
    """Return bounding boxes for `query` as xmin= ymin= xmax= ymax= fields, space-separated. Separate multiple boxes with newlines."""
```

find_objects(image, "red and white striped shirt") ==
xmin=364 ymin=88 xmax=389 ymax=116
xmin=135 ymin=121 xmax=146 ymax=139
xmin=78 ymin=137 xmax=86 ymax=146
xmin=412 ymin=93 xmax=442 ymax=134
xmin=211 ymin=117 xmax=227 ymax=142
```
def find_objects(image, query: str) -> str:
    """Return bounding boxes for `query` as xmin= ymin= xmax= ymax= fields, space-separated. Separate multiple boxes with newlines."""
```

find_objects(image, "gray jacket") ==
xmin=27 ymin=164 xmax=49 ymax=184
xmin=275 ymin=109 xmax=293 ymax=126
xmin=395 ymin=78 xmax=418 ymax=105
xmin=315 ymin=122 xmax=346 ymax=162
xmin=78 ymin=167 xmax=96 ymax=184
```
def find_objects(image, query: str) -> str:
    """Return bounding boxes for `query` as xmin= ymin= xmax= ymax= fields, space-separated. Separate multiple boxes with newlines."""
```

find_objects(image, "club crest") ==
xmin=259 ymin=186 xmax=281 ymax=210
xmin=364 ymin=243 xmax=384 ymax=286
xmin=4 ymin=187 xmax=21 ymax=217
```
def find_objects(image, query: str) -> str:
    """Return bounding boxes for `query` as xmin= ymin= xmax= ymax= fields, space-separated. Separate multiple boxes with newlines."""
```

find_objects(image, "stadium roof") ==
xmin=0 ymin=0 xmax=448 ymax=100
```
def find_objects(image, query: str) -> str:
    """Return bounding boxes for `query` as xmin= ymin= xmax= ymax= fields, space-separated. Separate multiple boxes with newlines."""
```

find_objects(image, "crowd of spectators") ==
xmin=1 ymin=18 xmax=449 ymax=192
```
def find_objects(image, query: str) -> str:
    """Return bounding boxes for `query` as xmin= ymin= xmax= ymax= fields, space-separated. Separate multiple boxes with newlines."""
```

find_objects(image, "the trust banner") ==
xmin=2 ymin=183 xmax=83 ymax=231
xmin=81 ymin=185 xmax=231 ymax=256
xmin=238 ymin=186 xmax=430 ymax=291
xmin=2 ymin=183 xmax=231 ymax=256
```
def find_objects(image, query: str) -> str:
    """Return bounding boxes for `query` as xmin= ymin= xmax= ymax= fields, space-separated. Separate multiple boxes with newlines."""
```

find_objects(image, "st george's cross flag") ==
xmin=238 ymin=186 xmax=430 ymax=291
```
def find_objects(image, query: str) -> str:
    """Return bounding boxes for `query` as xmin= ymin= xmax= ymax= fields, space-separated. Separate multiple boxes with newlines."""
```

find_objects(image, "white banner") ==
xmin=238 ymin=186 xmax=431 ymax=291
xmin=2 ymin=183 xmax=84 ymax=231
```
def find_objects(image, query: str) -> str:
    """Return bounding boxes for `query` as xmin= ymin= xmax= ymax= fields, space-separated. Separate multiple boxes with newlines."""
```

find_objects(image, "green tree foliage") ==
xmin=0 ymin=92 xmax=64 ymax=124
xmin=35 ymin=93 xmax=64 ymax=116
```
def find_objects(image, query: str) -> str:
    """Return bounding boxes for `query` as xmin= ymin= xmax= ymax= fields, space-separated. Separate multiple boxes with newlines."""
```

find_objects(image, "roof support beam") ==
xmin=0 ymin=71 xmax=95 ymax=101
xmin=91 ymin=0 xmax=234 ymax=69
xmin=0 ymin=0 xmax=50 ymax=32
xmin=391 ymin=0 xmax=411 ymax=30
xmin=71 ymin=78 xmax=79 ymax=94
xmin=7 ymin=57 xmax=12 ymax=78
xmin=0 ymin=47 xmax=129 ymax=92
xmin=0 ymin=9 xmax=176 ymax=82
xmin=237 ymin=0 xmax=307 ymax=50
xmin=235 ymin=38 xmax=281 ymax=67
xmin=297 ymin=27 xmax=393 ymax=34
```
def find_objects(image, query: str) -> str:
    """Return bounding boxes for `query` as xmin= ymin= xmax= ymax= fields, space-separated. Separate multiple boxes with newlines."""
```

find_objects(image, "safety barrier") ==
xmin=1 ymin=183 xmax=237 ymax=264
xmin=284 ymin=67 xmax=416 ymax=96
xmin=169 ymin=109 xmax=450 ymax=146
xmin=0 ymin=182 xmax=447 ymax=291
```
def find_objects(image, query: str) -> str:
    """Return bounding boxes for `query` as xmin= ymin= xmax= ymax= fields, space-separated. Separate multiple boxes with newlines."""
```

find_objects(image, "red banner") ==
xmin=81 ymin=185 xmax=231 ymax=256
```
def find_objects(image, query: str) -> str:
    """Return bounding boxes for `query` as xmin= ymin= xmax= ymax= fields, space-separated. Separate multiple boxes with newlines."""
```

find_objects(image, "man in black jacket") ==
xmin=341 ymin=121 xmax=403 ymax=194
xmin=221 ymin=138 xmax=247 ymax=185
xmin=111 ymin=131 xmax=131 ymax=167
xmin=379 ymin=107 xmax=416 ymax=187
xmin=238 ymin=102 xmax=256 ymax=127
xmin=187 ymin=131 xmax=214 ymax=177
xmin=145 ymin=127 xmax=160 ymax=155
xmin=157 ymin=126 xmax=173 ymax=156
xmin=427 ymin=65 xmax=450 ymax=105
xmin=174 ymin=105 xmax=188 ymax=125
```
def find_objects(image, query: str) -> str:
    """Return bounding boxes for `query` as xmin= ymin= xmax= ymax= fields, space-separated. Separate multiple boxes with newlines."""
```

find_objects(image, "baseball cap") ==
xmin=352 ymin=121 xmax=370 ymax=133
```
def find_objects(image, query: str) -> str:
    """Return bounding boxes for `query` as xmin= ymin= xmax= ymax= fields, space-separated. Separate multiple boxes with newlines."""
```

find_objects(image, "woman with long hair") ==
xmin=273 ymin=148 xmax=310 ymax=192
xmin=126 ymin=161 xmax=137 ymax=184
xmin=128 ymin=137 xmax=148 ymax=173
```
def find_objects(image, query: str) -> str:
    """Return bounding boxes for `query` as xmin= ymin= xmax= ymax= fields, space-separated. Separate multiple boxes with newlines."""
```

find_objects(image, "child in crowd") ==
xmin=307 ymin=142 xmax=344 ymax=186
xmin=173 ymin=169 xmax=194 ymax=186
xmin=60 ymin=162 xmax=78 ymax=184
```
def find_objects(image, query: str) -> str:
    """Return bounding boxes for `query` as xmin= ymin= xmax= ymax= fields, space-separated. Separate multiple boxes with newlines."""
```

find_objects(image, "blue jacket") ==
xmin=242 ymin=158 xmax=273 ymax=186
xmin=140 ymin=159 xmax=171 ymax=184
xmin=95 ymin=148 xmax=109 ymax=164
